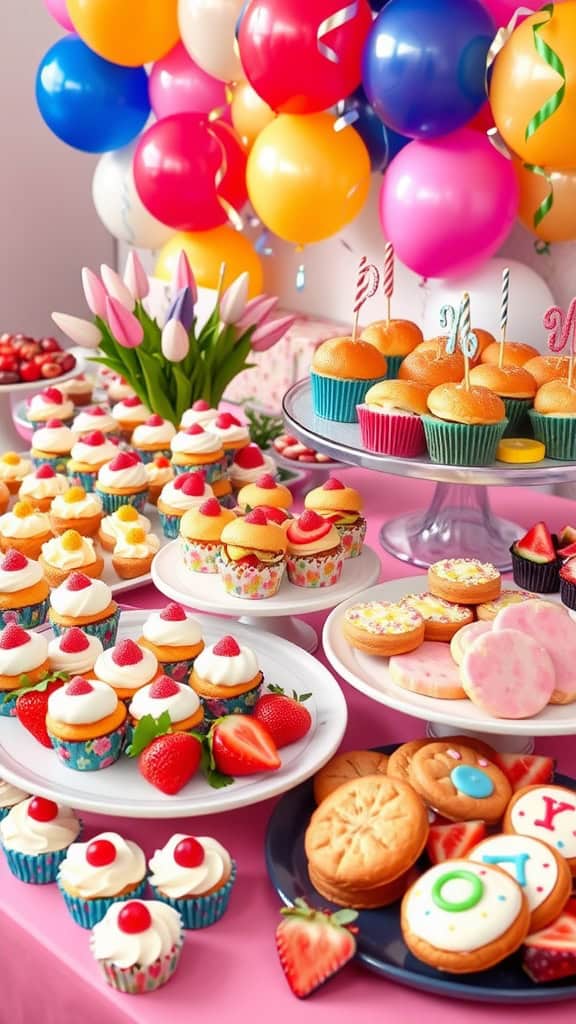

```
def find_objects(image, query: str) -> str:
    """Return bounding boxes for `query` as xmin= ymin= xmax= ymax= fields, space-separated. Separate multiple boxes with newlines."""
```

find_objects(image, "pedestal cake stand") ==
xmin=283 ymin=379 xmax=576 ymax=571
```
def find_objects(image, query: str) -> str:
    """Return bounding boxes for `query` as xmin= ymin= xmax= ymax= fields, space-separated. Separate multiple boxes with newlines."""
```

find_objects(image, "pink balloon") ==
xmin=379 ymin=129 xmax=519 ymax=279
xmin=149 ymin=43 xmax=231 ymax=123
xmin=43 ymin=0 xmax=74 ymax=30
xmin=480 ymin=0 xmax=542 ymax=26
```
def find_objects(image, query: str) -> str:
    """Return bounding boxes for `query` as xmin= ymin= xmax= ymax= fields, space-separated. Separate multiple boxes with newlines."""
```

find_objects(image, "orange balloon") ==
xmin=514 ymin=158 xmax=576 ymax=242
xmin=155 ymin=226 xmax=263 ymax=296
xmin=490 ymin=4 xmax=576 ymax=168
xmin=66 ymin=0 xmax=179 ymax=67
xmin=230 ymin=82 xmax=275 ymax=150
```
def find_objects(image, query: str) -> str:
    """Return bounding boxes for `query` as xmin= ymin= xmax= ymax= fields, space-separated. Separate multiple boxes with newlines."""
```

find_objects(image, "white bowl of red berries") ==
xmin=0 ymin=333 xmax=76 ymax=387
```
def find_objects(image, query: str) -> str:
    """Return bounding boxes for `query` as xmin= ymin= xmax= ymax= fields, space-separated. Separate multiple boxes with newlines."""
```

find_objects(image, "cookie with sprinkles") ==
xmin=399 ymin=592 xmax=474 ymax=642
xmin=342 ymin=601 xmax=425 ymax=656
xmin=503 ymin=784 xmax=576 ymax=874
xmin=428 ymin=558 xmax=501 ymax=605
xmin=401 ymin=859 xmax=530 ymax=973
xmin=408 ymin=741 xmax=512 ymax=824
xmin=476 ymin=588 xmax=534 ymax=621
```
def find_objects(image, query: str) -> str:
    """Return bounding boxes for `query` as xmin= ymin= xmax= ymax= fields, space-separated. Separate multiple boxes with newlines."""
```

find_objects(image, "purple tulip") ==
xmin=236 ymin=294 xmax=279 ymax=332
xmin=161 ymin=319 xmax=189 ymax=363
xmin=173 ymin=250 xmax=198 ymax=303
xmin=251 ymin=315 xmax=297 ymax=352
xmin=105 ymin=296 xmax=143 ymax=348
xmin=124 ymin=251 xmax=150 ymax=300
xmin=81 ymin=267 xmax=108 ymax=320
xmin=165 ymin=286 xmax=195 ymax=332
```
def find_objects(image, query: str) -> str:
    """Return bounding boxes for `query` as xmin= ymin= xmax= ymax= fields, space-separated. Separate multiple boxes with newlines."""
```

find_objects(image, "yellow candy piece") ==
xmin=116 ymin=505 xmax=139 ymax=522
xmin=2 ymin=452 xmax=20 ymax=466
xmin=496 ymin=438 xmax=546 ymax=464
xmin=64 ymin=486 xmax=86 ymax=504
xmin=61 ymin=529 xmax=83 ymax=551
xmin=13 ymin=501 xmax=33 ymax=518
xmin=125 ymin=526 xmax=146 ymax=544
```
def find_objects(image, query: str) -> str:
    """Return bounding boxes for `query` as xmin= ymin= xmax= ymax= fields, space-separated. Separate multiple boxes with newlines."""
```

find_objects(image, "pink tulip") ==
xmin=251 ymin=315 xmax=296 ymax=352
xmin=173 ymin=250 xmax=198 ymax=303
xmin=220 ymin=272 xmax=249 ymax=325
xmin=161 ymin=318 xmax=189 ymax=362
xmin=236 ymin=294 xmax=279 ymax=332
xmin=51 ymin=312 xmax=102 ymax=349
xmin=123 ymin=251 xmax=150 ymax=301
xmin=105 ymin=296 xmax=143 ymax=348
xmin=100 ymin=264 xmax=134 ymax=311
xmin=81 ymin=267 xmax=108 ymax=319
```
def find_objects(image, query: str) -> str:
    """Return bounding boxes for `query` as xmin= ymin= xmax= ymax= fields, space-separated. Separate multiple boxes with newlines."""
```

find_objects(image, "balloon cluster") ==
xmin=36 ymin=0 xmax=576 ymax=284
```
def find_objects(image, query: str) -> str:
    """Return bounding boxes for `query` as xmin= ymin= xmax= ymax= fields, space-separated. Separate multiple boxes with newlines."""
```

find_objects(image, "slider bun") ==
xmin=481 ymin=341 xmax=539 ymax=367
xmin=361 ymin=319 xmax=423 ymax=357
xmin=399 ymin=347 xmax=465 ymax=387
xmin=427 ymin=383 xmax=506 ymax=425
xmin=364 ymin=379 xmax=430 ymax=415
xmin=534 ymin=379 xmax=576 ymax=415
xmin=523 ymin=355 xmax=569 ymax=388
xmin=220 ymin=516 xmax=287 ymax=552
xmin=468 ymin=363 xmax=536 ymax=398
xmin=312 ymin=337 xmax=387 ymax=379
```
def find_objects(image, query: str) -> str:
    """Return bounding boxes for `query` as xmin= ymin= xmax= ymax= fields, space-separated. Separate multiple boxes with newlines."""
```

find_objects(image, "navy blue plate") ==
xmin=265 ymin=754 xmax=576 ymax=1003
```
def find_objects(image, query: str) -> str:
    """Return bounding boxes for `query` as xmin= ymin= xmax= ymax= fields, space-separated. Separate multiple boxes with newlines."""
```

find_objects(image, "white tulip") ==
xmin=219 ymin=272 xmax=249 ymax=326
xmin=51 ymin=312 xmax=102 ymax=349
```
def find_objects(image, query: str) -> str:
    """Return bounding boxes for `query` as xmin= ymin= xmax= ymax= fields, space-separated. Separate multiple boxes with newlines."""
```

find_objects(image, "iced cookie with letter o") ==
xmin=504 ymin=784 xmax=576 ymax=874
xmin=408 ymin=742 xmax=512 ymax=824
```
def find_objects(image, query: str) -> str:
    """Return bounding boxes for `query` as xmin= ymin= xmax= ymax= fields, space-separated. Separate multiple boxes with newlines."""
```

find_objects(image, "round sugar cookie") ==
xmin=494 ymin=599 xmax=576 ymax=704
xmin=504 ymin=784 xmax=576 ymax=874
xmin=399 ymin=592 xmax=474 ymax=642
xmin=313 ymin=749 xmax=389 ymax=804
xmin=408 ymin=742 xmax=512 ymax=824
xmin=450 ymin=620 xmax=492 ymax=666
xmin=387 ymin=739 xmax=430 ymax=782
xmin=389 ymin=641 xmax=466 ymax=699
xmin=461 ymin=628 xmax=555 ymax=719
xmin=343 ymin=601 xmax=424 ymax=656
xmin=428 ymin=558 xmax=501 ymax=605
xmin=401 ymin=859 xmax=530 ymax=973
xmin=476 ymin=588 xmax=534 ymax=622
xmin=468 ymin=834 xmax=572 ymax=932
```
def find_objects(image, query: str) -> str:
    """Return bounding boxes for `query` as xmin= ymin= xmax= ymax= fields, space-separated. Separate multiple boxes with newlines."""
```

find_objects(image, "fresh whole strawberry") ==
xmin=253 ymin=685 xmax=312 ymax=748
xmin=276 ymin=899 xmax=358 ymax=998
xmin=15 ymin=675 xmax=67 ymax=748
xmin=127 ymin=712 xmax=202 ymax=794
xmin=210 ymin=714 xmax=281 ymax=775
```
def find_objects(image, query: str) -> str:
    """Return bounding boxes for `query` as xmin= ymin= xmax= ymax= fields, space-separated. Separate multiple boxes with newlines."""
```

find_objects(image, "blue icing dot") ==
xmin=557 ymin=840 xmax=565 ymax=849
xmin=497 ymin=894 xmax=507 ymax=901
xmin=424 ymin=909 xmax=431 ymax=916
xmin=450 ymin=764 xmax=494 ymax=799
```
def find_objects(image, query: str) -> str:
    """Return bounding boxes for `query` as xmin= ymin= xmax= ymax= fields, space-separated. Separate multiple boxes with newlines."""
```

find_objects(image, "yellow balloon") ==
xmin=490 ymin=3 xmax=576 ymax=169
xmin=155 ymin=227 xmax=263 ymax=296
xmin=514 ymin=157 xmax=576 ymax=243
xmin=246 ymin=112 xmax=371 ymax=245
xmin=231 ymin=83 xmax=275 ymax=150
xmin=66 ymin=0 xmax=180 ymax=67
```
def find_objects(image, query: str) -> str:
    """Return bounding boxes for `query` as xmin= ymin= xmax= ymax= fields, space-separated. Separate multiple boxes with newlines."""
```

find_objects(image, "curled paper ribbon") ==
xmin=317 ymin=2 xmax=359 ymax=64
xmin=525 ymin=4 xmax=565 ymax=143
xmin=334 ymin=110 xmax=360 ymax=132
xmin=485 ymin=6 xmax=537 ymax=90
xmin=208 ymin=126 xmax=244 ymax=232
xmin=543 ymin=299 xmax=576 ymax=353
xmin=523 ymin=162 xmax=554 ymax=230
xmin=441 ymin=304 xmax=459 ymax=355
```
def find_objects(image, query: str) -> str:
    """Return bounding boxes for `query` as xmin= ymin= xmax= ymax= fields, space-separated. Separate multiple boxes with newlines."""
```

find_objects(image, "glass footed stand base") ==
xmin=379 ymin=482 xmax=521 ymax=572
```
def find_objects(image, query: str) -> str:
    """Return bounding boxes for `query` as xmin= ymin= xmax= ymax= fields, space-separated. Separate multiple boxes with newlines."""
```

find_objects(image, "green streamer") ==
xmin=525 ymin=4 xmax=566 ymax=142
xmin=523 ymin=162 xmax=554 ymax=229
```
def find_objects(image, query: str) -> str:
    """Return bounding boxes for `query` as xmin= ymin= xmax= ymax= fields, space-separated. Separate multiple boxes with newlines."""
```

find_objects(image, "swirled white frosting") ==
xmin=50 ymin=492 xmax=102 ymax=518
xmin=72 ymin=409 xmax=117 ymax=435
xmin=50 ymin=576 xmax=113 ymax=617
xmin=142 ymin=610 xmax=203 ymax=649
xmin=48 ymin=632 xmax=103 ymax=675
xmin=0 ymin=510 xmax=50 ymax=538
xmin=48 ymin=676 xmax=117 ymax=723
xmin=132 ymin=420 xmax=176 ymax=446
xmin=28 ymin=392 xmax=74 ymax=421
xmin=59 ymin=831 xmax=146 ymax=899
xmin=193 ymin=641 xmax=259 ymax=687
xmin=0 ymin=778 xmax=29 ymax=808
xmin=0 ymin=628 xmax=47 ymax=675
xmin=207 ymin=421 xmax=250 ymax=445
xmin=181 ymin=405 xmax=219 ymax=428
xmin=70 ymin=438 xmax=118 ymax=466
xmin=90 ymin=900 xmax=181 ymax=968
xmin=129 ymin=681 xmax=200 ymax=722
xmin=111 ymin=400 xmax=149 ymax=423
xmin=19 ymin=472 xmax=69 ymax=500
xmin=171 ymin=430 xmax=222 ymax=456
xmin=0 ymin=798 xmax=80 ymax=853
xmin=159 ymin=479 xmax=213 ymax=511
xmin=41 ymin=534 xmax=98 ymax=570
xmin=113 ymin=533 xmax=160 ymax=559
xmin=31 ymin=425 xmax=74 ymax=453
xmin=0 ymin=556 xmax=44 ymax=592
xmin=97 ymin=461 xmax=148 ymax=490
xmin=94 ymin=645 xmax=158 ymax=691
xmin=60 ymin=375 xmax=93 ymax=398
xmin=107 ymin=379 xmax=135 ymax=401
xmin=149 ymin=835 xmax=231 ymax=898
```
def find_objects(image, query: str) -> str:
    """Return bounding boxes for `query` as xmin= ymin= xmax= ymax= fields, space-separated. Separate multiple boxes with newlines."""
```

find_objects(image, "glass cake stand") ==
xmin=283 ymin=380 xmax=576 ymax=571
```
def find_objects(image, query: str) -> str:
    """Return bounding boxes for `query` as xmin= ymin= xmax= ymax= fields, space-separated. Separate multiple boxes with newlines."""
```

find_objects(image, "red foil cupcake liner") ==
xmin=357 ymin=405 xmax=426 ymax=456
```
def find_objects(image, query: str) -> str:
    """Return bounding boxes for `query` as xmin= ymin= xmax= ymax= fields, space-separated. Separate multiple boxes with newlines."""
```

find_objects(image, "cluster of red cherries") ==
xmin=0 ymin=333 xmax=76 ymax=385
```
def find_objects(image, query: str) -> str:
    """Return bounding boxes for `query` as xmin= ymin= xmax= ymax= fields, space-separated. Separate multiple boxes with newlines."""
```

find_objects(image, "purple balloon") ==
xmin=379 ymin=129 xmax=519 ymax=279
xmin=43 ymin=0 xmax=74 ymax=30
xmin=149 ymin=43 xmax=231 ymax=122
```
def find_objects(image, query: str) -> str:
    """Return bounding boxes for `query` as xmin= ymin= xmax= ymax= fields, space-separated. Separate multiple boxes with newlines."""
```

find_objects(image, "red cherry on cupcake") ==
xmin=322 ymin=478 xmax=345 ymax=491
xmin=66 ymin=572 xmax=92 ymax=591
xmin=66 ymin=676 xmax=94 ymax=695
xmin=86 ymin=838 xmax=117 ymax=867
xmin=59 ymin=628 xmax=90 ymax=653
xmin=184 ymin=424 xmax=205 ymax=435
xmin=0 ymin=623 xmax=30 ymax=649
xmin=213 ymin=636 xmax=241 ymax=657
xmin=154 ymin=456 xmax=171 ymax=468
xmin=146 ymin=414 xmax=164 ymax=426
xmin=112 ymin=638 xmax=143 ymax=666
xmin=82 ymin=430 xmax=106 ymax=447
xmin=192 ymin=399 xmax=210 ymax=411
xmin=173 ymin=836 xmax=205 ymax=868
xmin=149 ymin=675 xmax=180 ymax=699
xmin=35 ymin=464 xmax=56 ymax=478
xmin=234 ymin=444 xmax=265 ymax=469
xmin=199 ymin=498 xmax=221 ymax=517
xmin=109 ymin=451 xmax=140 ymax=471
xmin=160 ymin=602 xmax=186 ymax=621
xmin=214 ymin=412 xmax=241 ymax=429
xmin=42 ymin=387 xmax=63 ymax=404
xmin=45 ymin=418 xmax=64 ymax=428
xmin=28 ymin=796 xmax=58 ymax=822
xmin=173 ymin=471 xmax=204 ymax=491
xmin=1 ymin=549 xmax=28 ymax=571
xmin=255 ymin=474 xmax=276 ymax=489
xmin=181 ymin=473 xmax=205 ymax=497
xmin=118 ymin=901 xmax=151 ymax=934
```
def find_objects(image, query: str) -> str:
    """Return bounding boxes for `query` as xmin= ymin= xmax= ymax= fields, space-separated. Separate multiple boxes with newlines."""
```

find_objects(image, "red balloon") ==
xmin=468 ymin=102 xmax=494 ymax=133
xmin=237 ymin=0 xmax=373 ymax=114
xmin=208 ymin=121 xmax=249 ymax=219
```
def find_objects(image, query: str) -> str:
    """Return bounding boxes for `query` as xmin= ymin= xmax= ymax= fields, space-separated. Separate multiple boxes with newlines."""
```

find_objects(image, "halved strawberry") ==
xmin=513 ymin=522 xmax=556 ymax=564
xmin=493 ymin=752 xmax=555 ymax=790
xmin=524 ymin=898 xmax=576 ymax=982
xmin=210 ymin=715 xmax=281 ymax=775
xmin=276 ymin=899 xmax=357 ymax=998
xmin=15 ymin=675 xmax=67 ymax=748
xmin=426 ymin=820 xmax=486 ymax=865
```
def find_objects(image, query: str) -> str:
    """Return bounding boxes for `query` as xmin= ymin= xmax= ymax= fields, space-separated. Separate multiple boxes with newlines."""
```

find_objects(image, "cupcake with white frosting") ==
xmin=59 ymin=373 xmax=94 ymax=406
xmin=48 ymin=572 xmax=120 ymax=649
xmin=106 ymin=376 xmax=136 ymax=402
xmin=157 ymin=471 xmax=214 ymax=539
xmin=0 ymin=778 xmax=29 ymax=822
xmin=131 ymin=415 xmax=176 ymax=463
xmin=170 ymin=425 xmax=227 ymax=489
xmin=149 ymin=834 xmax=236 ymax=929
xmin=26 ymin=387 xmax=74 ymax=427
xmin=94 ymin=638 xmax=158 ymax=703
xmin=0 ymin=548 xmax=50 ymax=630
xmin=145 ymin=456 xmax=173 ymax=506
xmin=138 ymin=603 xmax=204 ymax=681
xmin=58 ymin=830 xmax=146 ymax=928
xmin=0 ymin=501 xmax=52 ymax=560
xmin=0 ymin=452 xmax=32 ymax=495
xmin=98 ymin=505 xmax=151 ymax=553
xmin=90 ymin=900 xmax=183 ymax=994
xmin=18 ymin=464 xmax=69 ymax=512
xmin=50 ymin=486 xmax=103 ymax=537
xmin=48 ymin=627 xmax=103 ymax=678
xmin=206 ymin=411 xmax=250 ymax=463
xmin=228 ymin=443 xmax=276 ymax=491
xmin=180 ymin=400 xmax=219 ymax=429
xmin=0 ymin=621 xmax=50 ymax=717
xmin=190 ymin=635 xmax=263 ymax=721
xmin=39 ymin=529 xmax=104 ymax=588
xmin=112 ymin=526 xmax=160 ymax=580
xmin=129 ymin=676 xmax=204 ymax=734
xmin=30 ymin=419 xmax=75 ymax=473
xmin=72 ymin=405 xmax=118 ymax=440
xmin=95 ymin=451 xmax=149 ymax=514
xmin=111 ymin=397 xmax=150 ymax=441
xmin=0 ymin=795 xmax=81 ymax=883
xmin=46 ymin=675 xmax=128 ymax=771
xmin=67 ymin=430 xmax=119 ymax=491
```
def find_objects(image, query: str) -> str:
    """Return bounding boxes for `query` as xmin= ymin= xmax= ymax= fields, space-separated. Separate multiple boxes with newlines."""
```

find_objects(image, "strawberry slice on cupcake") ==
xmin=286 ymin=510 xmax=344 ymax=588
xmin=304 ymin=477 xmax=366 ymax=558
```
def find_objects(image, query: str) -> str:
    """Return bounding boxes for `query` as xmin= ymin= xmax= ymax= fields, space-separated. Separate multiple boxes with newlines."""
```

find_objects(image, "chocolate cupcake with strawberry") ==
xmin=510 ymin=521 xmax=561 ymax=594
xmin=285 ymin=511 xmax=344 ymax=588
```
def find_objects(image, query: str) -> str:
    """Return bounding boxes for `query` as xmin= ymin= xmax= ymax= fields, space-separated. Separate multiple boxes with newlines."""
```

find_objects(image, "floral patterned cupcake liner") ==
xmin=199 ymin=684 xmax=262 ymax=724
xmin=66 ymin=468 xmax=99 ymax=492
xmin=336 ymin=519 xmax=366 ymax=560
xmin=150 ymin=862 xmax=237 ymax=929
xmin=94 ymin=486 xmax=149 ymax=515
xmin=132 ymin=447 xmax=172 ymax=465
xmin=0 ymin=596 xmax=49 ymax=630
xmin=180 ymin=537 xmax=221 ymax=574
xmin=58 ymin=876 xmax=147 ymax=929
xmin=48 ymin=720 xmax=127 ymax=771
xmin=0 ymin=693 xmax=18 ymax=718
xmin=172 ymin=459 xmax=227 ymax=484
xmin=158 ymin=510 xmax=184 ymax=539
xmin=97 ymin=938 xmax=183 ymax=994
xmin=286 ymin=550 xmax=344 ymax=588
xmin=3 ymin=842 xmax=73 ymax=885
xmin=158 ymin=657 xmax=197 ymax=683
xmin=217 ymin=557 xmax=285 ymax=600
xmin=31 ymin=453 xmax=70 ymax=474
xmin=49 ymin=606 xmax=120 ymax=649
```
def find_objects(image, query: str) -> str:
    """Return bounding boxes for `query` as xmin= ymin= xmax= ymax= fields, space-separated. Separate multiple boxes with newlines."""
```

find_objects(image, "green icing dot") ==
xmin=431 ymin=870 xmax=484 ymax=913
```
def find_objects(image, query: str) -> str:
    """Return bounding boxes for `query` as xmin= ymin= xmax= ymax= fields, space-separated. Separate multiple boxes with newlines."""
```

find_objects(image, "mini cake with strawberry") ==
xmin=236 ymin=473 xmax=293 ymax=515
xmin=190 ymin=635 xmax=263 ymax=719
xmin=49 ymin=486 xmax=103 ymax=537
xmin=0 ymin=501 xmax=52 ymax=560
xmin=228 ymin=443 xmax=276 ymax=491
xmin=46 ymin=675 xmax=128 ymax=771
xmin=129 ymin=676 xmax=204 ymax=735
xmin=97 ymin=505 xmax=151 ymax=552
xmin=111 ymin=396 xmax=150 ymax=440
xmin=0 ymin=452 xmax=32 ymax=495
xmin=0 ymin=549 xmax=50 ymax=629
xmin=285 ymin=511 xmax=344 ymax=588
xmin=181 ymin=399 xmax=219 ymax=429
xmin=145 ymin=455 xmax=173 ymax=505
xmin=179 ymin=497 xmax=236 ymax=573
xmin=27 ymin=387 xmax=74 ymax=427
xmin=157 ymin=471 xmax=214 ymax=539
xmin=94 ymin=638 xmax=159 ymax=703
xmin=511 ymin=521 xmax=560 ymax=593
xmin=170 ymin=424 xmax=227 ymax=490
xmin=131 ymin=414 xmax=176 ymax=463
xmin=48 ymin=572 xmax=120 ymax=648
xmin=218 ymin=508 xmax=287 ymax=599
xmin=18 ymin=464 xmax=69 ymax=512
xmin=40 ymin=529 xmax=104 ymax=587
xmin=0 ymin=622 xmax=49 ymax=717
xmin=206 ymin=411 xmax=250 ymax=462
xmin=139 ymin=603 xmax=204 ymax=680
xmin=58 ymin=831 xmax=147 ymax=927
xmin=112 ymin=526 xmax=160 ymax=580
xmin=67 ymin=430 xmax=119 ymax=491
xmin=148 ymin=834 xmax=236 ymax=929
xmin=30 ymin=419 xmax=75 ymax=473
xmin=95 ymin=451 xmax=149 ymax=514
xmin=90 ymin=900 xmax=183 ymax=994
xmin=71 ymin=405 xmax=118 ymax=440
xmin=48 ymin=627 xmax=103 ymax=678
xmin=304 ymin=478 xmax=366 ymax=558
xmin=0 ymin=796 xmax=81 ymax=884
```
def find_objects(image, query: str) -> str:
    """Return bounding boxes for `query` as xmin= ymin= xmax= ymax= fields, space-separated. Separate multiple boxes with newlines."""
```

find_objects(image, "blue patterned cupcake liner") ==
xmin=150 ymin=862 xmax=237 ymax=929
xmin=158 ymin=510 xmax=184 ymax=539
xmin=3 ymin=843 xmax=70 ymax=884
xmin=98 ymin=938 xmax=183 ymax=993
xmin=311 ymin=372 xmax=386 ymax=423
xmin=172 ymin=458 xmax=227 ymax=484
xmin=94 ymin=486 xmax=149 ymax=514
xmin=0 ymin=805 xmax=18 ymax=822
xmin=66 ymin=468 xmax=99 ymax=492
xmin=384 ymin=355 xmax=404 ymax=380
xmin=49 ymin=606 xmax=120 ymax=649
xmin=31 ymin=453 xmax=70 ymax=474
xmin=0 ymin=596 xmax=49 ymax=630
xmin=58 ymin=876 xmax=147 ymax=928
xmin=48 ymin=720 xmax=127 ymax=771
xmin=27 ymin=415 xmax=74 ymax=429
xmin=0 ymin=692 xmax=18 ymax=718
xmin=158 ymin=657 xmax=197 ymax=682
xmin=197 ymin=681 xmax=262 ymax=723
xmin=133 ymin=447 xmax=172 ymax=465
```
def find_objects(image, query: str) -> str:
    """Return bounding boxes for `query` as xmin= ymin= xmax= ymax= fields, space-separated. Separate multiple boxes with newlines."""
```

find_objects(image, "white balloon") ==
xmin=178 ymin=0 xmax=246 ymax=84
xmin=423 ymin=258 xmax=556 ymax=352
xmin=91 ymin=143 xmax=174 ymax=251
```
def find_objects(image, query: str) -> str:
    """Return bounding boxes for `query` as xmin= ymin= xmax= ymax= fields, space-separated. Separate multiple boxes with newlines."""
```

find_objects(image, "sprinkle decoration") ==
xmin=383 ymin=242 xmax=394 ymax=326
xmin=317 ymin=2 xmax=359 ymax=63
xmin=499 ymin=266 xmax=510 ymax=368
xmin=352 ymin=256 xmax=379 ymax=342
xmin=543 ymin=298 xmax=576 ymax=387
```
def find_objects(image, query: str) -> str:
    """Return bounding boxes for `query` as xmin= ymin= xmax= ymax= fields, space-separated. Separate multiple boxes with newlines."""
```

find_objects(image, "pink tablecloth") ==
xmin=2 ymin=471 xmax=576 ymax=1024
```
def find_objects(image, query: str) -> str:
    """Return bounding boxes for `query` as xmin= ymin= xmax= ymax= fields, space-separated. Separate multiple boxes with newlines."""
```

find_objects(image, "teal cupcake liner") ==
xmin=0 ymin=805 xmax=17 ymax=822
xmin=150 ymin=861 xmax=237 ymax=929
xmin=27 ymin=415 xmax=74 ymax=429
xmin=66 ymin=468 xmax=99 ymax=492
xmin=384 ymin=355 xmax=404 ymax=379
xmin=48 ymin=720 xmax=126 ymax=771
xmin=49 ymin=606 xmax=120 ymax=649
xmin=0 ymin=596 xmax=49 ymax=630
xmin=3 ymin=843 xmax=70 ymax=884
xmin=0 ymin=693 xmax=18 ymax=718
xmin=94 ymin=486 xmax=149 ymax=514
xmin=311 ymin=372 xmax=386 ymax=423
xmin=422 ymin=416 xmax=507 ymax=467
xmin=502 ymin=398 xmax=532 ymax=436
xmin=529 ymin=410 xmax=576 ymax=460
xmin=58 ymin=876 xmax=147 ymax=928
xmin=172 ymin=459 xmax=226 ymax=485
xmin=132 ymin=446 xmax=172 ymax=465
xmin=31 ymin=453 xmax=70 ymax=473
xmin=98 ymin=938 xmax=183 ymax=993
xmin=158 ymin=657 xmax=197 ymax=683
xmin=158 ymin=510 xmax=184 ymax=539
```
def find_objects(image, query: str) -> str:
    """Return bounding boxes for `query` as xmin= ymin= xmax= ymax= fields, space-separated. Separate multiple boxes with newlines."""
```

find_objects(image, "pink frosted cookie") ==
xmin=450 ymin=620 xmax=492 ymax=666
xmin=494 ymin=599 xmax=576 ymax=705
xmin=461 ymin=628 xmax=555 ymax=719
xmin=389 ymin=641 xmax=465 ymax=699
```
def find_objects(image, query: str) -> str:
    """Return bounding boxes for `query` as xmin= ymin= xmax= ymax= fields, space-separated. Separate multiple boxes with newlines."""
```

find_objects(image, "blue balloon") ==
xmin=362 ymin=0 xmax=496 ymax=139
xmin=343 ymin=88 xmax=388 ymax=173
xmin=36 ymin=36 xmax=150 ymax=153
xmin=384 ymin=125 xmax=410 ymax=161
xmin=368 ymin=0 xmax=388 ymax=9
